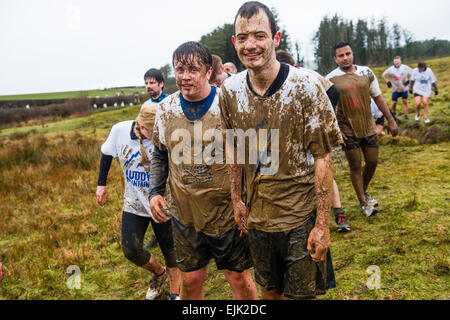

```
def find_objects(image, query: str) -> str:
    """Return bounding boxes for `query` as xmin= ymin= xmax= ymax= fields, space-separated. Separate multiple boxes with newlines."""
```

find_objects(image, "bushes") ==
xmin=0 ymin=98 xmax=92 ymax=128
xmin=0 ymin=133 xmax=101 ymax=171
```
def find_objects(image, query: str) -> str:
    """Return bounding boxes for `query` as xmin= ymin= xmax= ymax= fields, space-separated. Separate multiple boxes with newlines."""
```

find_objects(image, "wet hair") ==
xmin=144 ymin=68 xmax=164 ymax=83
xmin=394 ymin=56 xmax=402 ymax=61
xmin=234 ymin=1 xmax=277 ymax=39
xmin=333 ymin=42 xmax=352 ymax=57
xmin=276 ymin=50 xmax=295 ymax=66
xmin=172 ymin=41 xmax=212 ymax=72
xmin=135 ymin=103 xmax=157 ymax=168
xmin=211 ymin=55 xmax=224 ymax=82
xmin=418 ymin=61 xmax=427 ymax=71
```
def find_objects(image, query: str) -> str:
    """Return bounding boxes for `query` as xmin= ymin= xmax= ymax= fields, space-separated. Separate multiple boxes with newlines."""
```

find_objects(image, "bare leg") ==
xmin=167 ymin=267 xmax=181 ymax=295
xmin=361 ymin=145 xmax=379 ymax=192
xmin=344 ymin=148 xmax=365 ymax=204
xmin=223 ymin=269 xmax=258 ymax=300
xmin=332 ymin=179 xmax=342 ymax=208
xmin=391 ymin=100 xmax=397 ymax=114
xmin=141 ymin=254 xmax=165 ymax=275
xmin=415 ymin=96 xmax=422 ymax=117
xmin=423 ymin=96 xmax=429 ymax=120
xmin=180 ymin=266 xmax=208 ymax=300
xmin=402 ymin=98 xmax=409 ymax=116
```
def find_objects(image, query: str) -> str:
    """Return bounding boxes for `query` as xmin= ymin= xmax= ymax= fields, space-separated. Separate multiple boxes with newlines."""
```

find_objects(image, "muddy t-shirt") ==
xmin=152 ymin=88 xmax=235 ymax=236
xmin=383 ymin=64 xmax=413 ymax=92
xmin=101 ymin=120 xmax=156 ymax=219
xmin=219 ymin=65 xmax=343 ymax=233
xmin=326 ymin=66 xmax=381 ymax=139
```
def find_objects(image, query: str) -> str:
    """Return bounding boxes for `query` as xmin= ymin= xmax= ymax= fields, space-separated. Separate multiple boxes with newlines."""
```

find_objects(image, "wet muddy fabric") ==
xmin=248 ymin=214 xmax=327 ymax=299
xmin=152 ymin=89 xmax=235 ymax=236
xmin=220 ymin=65 xmax=343 ymax=232
xmin=171 ymin=217 xmax=252 ymax=272
xmin=326 ymin=66 xmax=382 ymax=139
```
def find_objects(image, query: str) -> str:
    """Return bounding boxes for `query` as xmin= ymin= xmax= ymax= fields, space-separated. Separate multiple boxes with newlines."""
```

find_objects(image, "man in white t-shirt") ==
xmin=410 ymin=61 xmax=438 ymax=123
xmin=382 ymin=56 xmax=412 ymax=119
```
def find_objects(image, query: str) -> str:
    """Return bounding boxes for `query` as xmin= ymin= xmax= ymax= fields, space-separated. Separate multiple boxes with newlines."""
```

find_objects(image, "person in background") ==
xmin=326 ymin=42 xmax=398 ymax=217
xmin=144 ymin=68 xmax=168 ymax=104
xmin=96 ymin=104 xmax=181 ymax=300
xmin=223 ymin=62 xmax=238 ymax=74
xmin=210 ymin=54 xmax=231 ymax=88
xmin=382 ymin=56 xmax=412 ymax=119
xmin=410 ymin=61 xmax=438 ymax=124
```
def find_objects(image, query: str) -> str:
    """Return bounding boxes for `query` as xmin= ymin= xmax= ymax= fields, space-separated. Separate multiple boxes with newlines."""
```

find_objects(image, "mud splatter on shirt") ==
xmin=220 ymin=66 xmax=343 ymax=232
xmin=326 ymin=65 xmax=381 ymax=138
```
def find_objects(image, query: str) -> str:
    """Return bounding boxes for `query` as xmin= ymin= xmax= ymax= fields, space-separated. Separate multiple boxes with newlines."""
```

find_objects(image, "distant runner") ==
xmin=382 ymin=56 xmax=412 ymax=119
xmin=410 ymin=61 xmax=438 ymax=123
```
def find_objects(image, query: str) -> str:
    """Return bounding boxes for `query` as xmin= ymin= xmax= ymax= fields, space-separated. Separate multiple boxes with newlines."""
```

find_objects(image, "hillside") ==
xmin=0 ymin=57 xmax=448 ymax=300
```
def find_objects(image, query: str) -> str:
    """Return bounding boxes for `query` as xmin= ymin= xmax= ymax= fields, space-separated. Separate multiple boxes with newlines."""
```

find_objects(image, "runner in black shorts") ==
xmin=150 ymin=41 xmax=257 ymax=300
xmin=96 ymin=104 xmax=180 ymax=300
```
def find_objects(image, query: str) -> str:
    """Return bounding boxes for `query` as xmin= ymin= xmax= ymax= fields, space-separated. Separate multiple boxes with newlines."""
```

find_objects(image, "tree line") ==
xmin=313 ymin=14 xmax=450 ymax=74
xmin=159 ymin=10 xmax=450 ymax=80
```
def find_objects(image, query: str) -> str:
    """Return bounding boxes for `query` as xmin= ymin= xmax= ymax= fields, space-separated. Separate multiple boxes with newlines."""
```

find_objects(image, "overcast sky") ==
xmin=1 ymin=0 xmax=449 ymax=95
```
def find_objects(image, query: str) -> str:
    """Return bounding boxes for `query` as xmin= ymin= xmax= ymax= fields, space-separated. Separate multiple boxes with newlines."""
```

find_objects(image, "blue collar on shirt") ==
xmin=180 ymin=86 xmax=216 ymax=121
xmin=151 ymin=92 xmax=168 ymax=103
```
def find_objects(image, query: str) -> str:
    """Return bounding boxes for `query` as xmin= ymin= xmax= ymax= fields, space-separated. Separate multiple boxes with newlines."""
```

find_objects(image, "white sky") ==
xmin=1 ymin=0 xmax=449 ymax=95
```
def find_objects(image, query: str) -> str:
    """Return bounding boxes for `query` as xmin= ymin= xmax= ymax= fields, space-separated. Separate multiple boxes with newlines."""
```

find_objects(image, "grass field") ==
xmin=0 ymin=57 xmax=448 ymax=300
xmin=0 ymin=88 xmax=145 ymax=101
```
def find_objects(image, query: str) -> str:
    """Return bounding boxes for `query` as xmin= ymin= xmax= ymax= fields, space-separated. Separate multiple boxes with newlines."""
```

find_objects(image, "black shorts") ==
xmin=171 ymin=218 xmax=253 ymax=273
xmin=248 ymin=215 xmax=329 ymax=300
xmin=343 ymin=134 xmax=379 ymax=151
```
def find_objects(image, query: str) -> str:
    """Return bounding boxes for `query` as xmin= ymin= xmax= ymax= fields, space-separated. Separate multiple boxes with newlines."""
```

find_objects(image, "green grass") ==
xmin=0 ymin=88 xmax=145 ymax=101
xmin=0 ymin=57 xmax=449 ymax=300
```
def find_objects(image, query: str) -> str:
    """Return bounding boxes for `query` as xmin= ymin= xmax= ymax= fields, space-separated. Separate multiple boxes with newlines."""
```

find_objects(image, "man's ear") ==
xmin=232 ymin=35 xmax=236 ymax=47
xmin=273 ymin=31 xmax=281 ymax=49
xmin=206 ymin=67 xmax=213 ymax=81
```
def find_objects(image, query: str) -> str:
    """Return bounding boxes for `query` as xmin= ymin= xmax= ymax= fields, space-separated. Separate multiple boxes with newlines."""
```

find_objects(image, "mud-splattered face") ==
xmin=145 ymin=77 xmax=163 ymax=98
xmin=174 ymin=56 xmax=212 ymax=102
xmin=233 ymin=10 xmax=280 ymax=70
xmin=393 ymin=58 xmax=402 ymax=68
xmin=334 ymin=46 xmax=354 ymax=70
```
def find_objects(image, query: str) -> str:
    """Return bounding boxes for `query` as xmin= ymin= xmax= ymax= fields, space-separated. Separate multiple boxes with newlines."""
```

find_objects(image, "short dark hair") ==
xmin=418 ymin=61 xmax=427 ymax=71
xmin=144 ymin=68 xmax=164 ymax=83
xmin=333 ymin=42 xmax=352 ymax=57
xmin=172 ymin=41 xmax=212 ymax=72
xmin=276 ymin=50 xmax=295 ymax=66
xmin=234 ymin=1 xmax=277 ymax=39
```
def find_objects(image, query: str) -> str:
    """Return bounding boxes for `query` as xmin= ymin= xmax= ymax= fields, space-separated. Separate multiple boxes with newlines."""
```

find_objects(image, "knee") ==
xmin=365 ymin=158 xmax=378 ymax=169
xmin=224 ymin=270 xmax=248 ymax=288
xmin=182 ymin=272 xmax=205 ymax=291
xmin=122 ymin=243 xmax=142 ymax=264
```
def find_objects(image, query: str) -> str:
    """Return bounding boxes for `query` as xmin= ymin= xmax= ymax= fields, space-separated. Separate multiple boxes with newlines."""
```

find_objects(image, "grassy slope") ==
xmin=0 ymin=88 xmax=145 ymax=101
xmin=0 ymin=57 xmax=448 ymax=300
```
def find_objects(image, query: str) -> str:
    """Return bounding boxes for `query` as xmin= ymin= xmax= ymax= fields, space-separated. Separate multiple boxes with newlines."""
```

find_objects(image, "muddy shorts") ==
xmin=171 ymin=218 xmax=253 ymax=273
xmin=343 ymin=134 xmax=379 ymax=151
xmin=248 ymin=214 xmax=328 ymax=300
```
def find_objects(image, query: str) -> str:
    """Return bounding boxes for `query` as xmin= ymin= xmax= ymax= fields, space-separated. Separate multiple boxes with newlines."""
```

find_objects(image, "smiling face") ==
xmin=232 ymin=10 xmax=280 ymax=71
xmin=334 ymin=45 xmax=354 ymax=71
xmin=173 ymin=55 xmax=212 ymax=102
xmin=393 ymin=58 xmax=402 ymax=68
